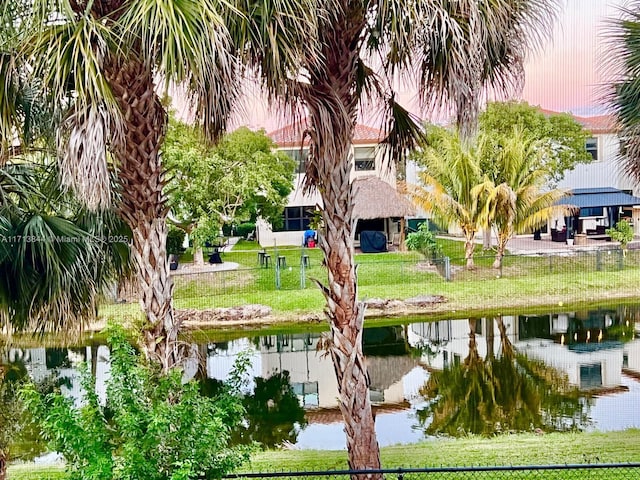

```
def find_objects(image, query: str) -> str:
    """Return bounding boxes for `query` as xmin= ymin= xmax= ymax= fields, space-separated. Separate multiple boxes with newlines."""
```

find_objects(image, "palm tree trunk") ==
xmin=464 ymin=233 xmax=475 ymax=269
xmin=106 ymin=57 xmax=181 ymax=372
xmin=493 ymin=231 xmax=510 ymax=269
xmin=306 ymin=99 xmax=381 ymax=474
xmin=0 ymin=452 xmax=5 ymax=480
xmin=482 ymin=228 xmax=492 ymax=249
xmin=314 ymin=129 xmax=382 ymax=478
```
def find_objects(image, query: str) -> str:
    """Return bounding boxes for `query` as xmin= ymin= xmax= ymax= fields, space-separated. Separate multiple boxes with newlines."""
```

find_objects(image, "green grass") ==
xmin=232 ymin=239 xmax=264 ymax=251
xmin=11 ymin=429 xmax=640 ymax=479
xmin=8 ymin=464 xmax=67 ymax=480
xmin=99 ymin=240 xmax=640 ymax=323
xmin=242 ymin=430 xmax=640 ymax=471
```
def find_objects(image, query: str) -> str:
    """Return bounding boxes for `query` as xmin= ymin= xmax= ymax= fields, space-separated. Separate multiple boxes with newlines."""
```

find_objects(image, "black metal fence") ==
xmin=221 ymin=463 xmax=640 ymax=479
xmin=107 ymin=247 xmax=640 ymax=306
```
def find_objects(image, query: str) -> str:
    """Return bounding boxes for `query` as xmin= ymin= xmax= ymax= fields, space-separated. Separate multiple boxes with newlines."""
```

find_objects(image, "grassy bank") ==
xmin=10 ymin=429 xmax=640 ymax=479
xmin=99 ymin=239 xmax=640 ymax=327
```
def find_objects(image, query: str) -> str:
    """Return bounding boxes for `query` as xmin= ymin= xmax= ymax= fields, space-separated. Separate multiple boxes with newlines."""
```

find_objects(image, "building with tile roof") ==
xmin=257 ymin=121 xmax=413 ymax=248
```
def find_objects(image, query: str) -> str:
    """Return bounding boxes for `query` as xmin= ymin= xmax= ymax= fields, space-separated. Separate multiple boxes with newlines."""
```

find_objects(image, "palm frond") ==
xmin=601 ymin=1 xmax=640 ymax=181
xmin=24 ymin=10 xmax=120 ymax=122
xmin=379 ymin=96 xmax=426 ymax=170
xmin=118 ymin=0 xmax=239 ymax=142
xmin=20 ymin=5 xmax=122 ymax=208
xmin=59 ymin=104 xmax=114 ymax=209
xmin=411 ymin=0 xmax=559 ymax=137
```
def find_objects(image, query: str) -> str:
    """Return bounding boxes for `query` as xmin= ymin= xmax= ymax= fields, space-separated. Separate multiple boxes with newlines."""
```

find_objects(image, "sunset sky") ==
xmin=522 ymin=0 xmax=624 ymax=116
xmin=223 ymin=0 xmax=626 ymax=130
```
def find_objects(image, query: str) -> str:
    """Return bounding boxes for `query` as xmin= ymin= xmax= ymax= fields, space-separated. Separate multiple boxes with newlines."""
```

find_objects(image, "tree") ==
xmin=407 ymin=127 xmax=487 ymax=269
xmin=480 ymin=127 xmax=570 ymax=269
xmin=12 ymin=0 xmax=313 ymax=370
xmin=603 ymin=2 xmax=640 ymax=182
xmin=479 ymin=101 xmax=593 ymax=185
xmin=164 ymin=120 xmax=295 ymax=263
xmin=254 ymin=1 xmax=560 ymax=472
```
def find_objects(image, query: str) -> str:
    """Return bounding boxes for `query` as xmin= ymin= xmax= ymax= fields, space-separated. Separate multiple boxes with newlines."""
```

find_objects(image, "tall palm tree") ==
xmin=264 ymin=0 xmax=559 ymax=472
xmin=480 ymin=127 xmax=570 ymax=269
xmin=603 ymin=1 xmax=640 ymax=181
xmin=407 ymin=127 xmax=487 ymax=268
xmin=14 ymin=0 xmax=313 ymax=370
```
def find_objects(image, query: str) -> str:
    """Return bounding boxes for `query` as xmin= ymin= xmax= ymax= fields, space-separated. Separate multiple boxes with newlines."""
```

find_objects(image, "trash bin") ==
xmin=574 ymin=233 xmax=587 ymax=246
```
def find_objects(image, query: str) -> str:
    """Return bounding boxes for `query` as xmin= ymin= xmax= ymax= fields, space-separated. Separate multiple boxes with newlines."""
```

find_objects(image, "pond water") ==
xmin=3 ymin=303 xmax=640 ymax=454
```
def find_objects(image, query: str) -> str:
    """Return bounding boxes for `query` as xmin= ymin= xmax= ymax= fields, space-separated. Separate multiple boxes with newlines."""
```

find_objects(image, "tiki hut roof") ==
xmin=366 ymin=355 xmax=422 ymax=392
xmin=352 ymin=176 xmax=416 ymax=220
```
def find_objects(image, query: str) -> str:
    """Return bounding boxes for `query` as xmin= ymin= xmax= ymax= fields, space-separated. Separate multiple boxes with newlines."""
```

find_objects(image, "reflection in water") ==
xmin=0 ymin=352 xmax=54 ymax=464
xmin=417 ymin=318 xmax=589 ymax=437
xmin=235 ymin=371 xmax=307 ymax=447
xmin=2 ymin=304 xmax=640 ymax=451
xmin=200 ymin=371 xmax=307 ymax=448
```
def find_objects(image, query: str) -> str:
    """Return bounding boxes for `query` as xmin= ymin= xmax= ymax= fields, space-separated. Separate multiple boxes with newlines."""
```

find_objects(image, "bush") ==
xmin=406 ymin=222 xmax=442 ymax=260
xmin=235 ymin=222 xmax=256 ymax=239
xmin=166 ymin=226 xmax=186 ymax=255
xmin=607 ymin=220 xmax=635 ymax=255
xmin=21 ymin=327 xmax=251 ymax=480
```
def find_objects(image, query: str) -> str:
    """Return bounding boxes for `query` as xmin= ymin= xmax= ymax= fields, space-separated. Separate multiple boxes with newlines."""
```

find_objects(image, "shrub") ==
xmin=406 ymin=222 xmax=442 ymax=260
xmin=166 ymin=226 xmax=186 ymax=256
xmin=235 ymin=222 xmax=256 ymax=239
xmin=606 ymin=220 xmax=634 ymax=255
xmin=21 ymin=327 xmax=251 ymax=480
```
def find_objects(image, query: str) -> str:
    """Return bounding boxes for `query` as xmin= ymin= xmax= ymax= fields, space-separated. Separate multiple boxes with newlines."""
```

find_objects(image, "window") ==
xmin=580 ymin=207 xmax=604 ymax=217
xmin=282 ymin=148 xmax=309 ymax=173
xmin=579 ymin=363 xmax=602 ymax=390
xmin=354 ymin=147 xmax=375 ymax=171
xmin=293 ymin=381 xmax=319 ymax=407
xmin=586 ymin=137 xmax=598 ymax=161
xmin=276 ymin=205 xmax=315 ymax=231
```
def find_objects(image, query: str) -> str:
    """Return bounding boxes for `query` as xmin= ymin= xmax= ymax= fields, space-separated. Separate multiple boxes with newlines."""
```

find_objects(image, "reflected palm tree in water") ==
xmin=417 ymin=317 xmax=590 ymax=437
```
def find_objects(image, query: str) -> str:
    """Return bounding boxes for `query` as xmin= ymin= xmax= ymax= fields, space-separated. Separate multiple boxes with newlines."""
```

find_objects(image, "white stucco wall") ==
xmin=557 ymin=133 xmax=637 ymax=193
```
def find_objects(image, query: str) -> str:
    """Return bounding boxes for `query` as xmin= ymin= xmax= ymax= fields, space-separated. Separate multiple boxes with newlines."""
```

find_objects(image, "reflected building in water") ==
xmin=4 ymin=306 xmax=640 ymax=448
xmin=408 ymin=307 xmax=640 ymax=392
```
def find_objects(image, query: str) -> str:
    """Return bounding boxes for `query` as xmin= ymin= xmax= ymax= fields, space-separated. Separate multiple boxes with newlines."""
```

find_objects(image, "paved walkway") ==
xmin=506 ymin=234 xmax=640 ymax=255
xmin=171 ymin=237 xmax=241 ymax=275
xmin=438 ymin=233 xmax=640 ymax=255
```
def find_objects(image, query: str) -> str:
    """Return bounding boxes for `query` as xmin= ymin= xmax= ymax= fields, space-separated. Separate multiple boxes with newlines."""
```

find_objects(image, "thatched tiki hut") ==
xmin=352 ymin=176 xmax=416 ymax=251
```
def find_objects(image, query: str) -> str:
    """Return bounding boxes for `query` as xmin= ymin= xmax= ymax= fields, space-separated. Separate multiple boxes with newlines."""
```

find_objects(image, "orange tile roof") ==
xmin=539 ymin=109 xmax=618 ymax=134
xmin=572 ymin=114 xmax=618 ymax=134
xmin=268 ymin=119 xmax=384 ymax=147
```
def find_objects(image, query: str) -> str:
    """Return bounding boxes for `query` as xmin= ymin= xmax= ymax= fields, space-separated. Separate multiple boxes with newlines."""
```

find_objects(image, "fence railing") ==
xmin=220 ymin=463 xmax=640 ymax=479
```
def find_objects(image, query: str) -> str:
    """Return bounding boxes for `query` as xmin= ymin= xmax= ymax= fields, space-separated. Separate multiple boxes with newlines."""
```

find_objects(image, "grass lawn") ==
xmin=10 ymin=429 xmax=640 ymax=479
xmin=99 ymin=238 xmax=640 ymax=325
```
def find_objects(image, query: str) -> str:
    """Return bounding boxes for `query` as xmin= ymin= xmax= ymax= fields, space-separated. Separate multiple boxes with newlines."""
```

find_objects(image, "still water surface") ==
xmin=3 ymin=303 xmax=640 ymax=452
